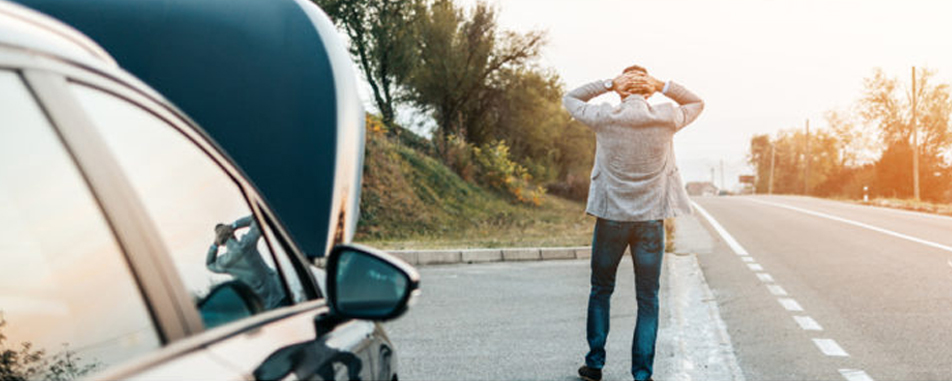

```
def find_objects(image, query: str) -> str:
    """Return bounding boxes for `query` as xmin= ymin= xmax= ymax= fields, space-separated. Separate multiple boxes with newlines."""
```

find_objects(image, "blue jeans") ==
xmin=585 ymin=218 xmax=664 ymax=381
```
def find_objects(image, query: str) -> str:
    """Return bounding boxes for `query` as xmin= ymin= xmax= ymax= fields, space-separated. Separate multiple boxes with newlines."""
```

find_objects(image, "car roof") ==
xmin=18 ymin=0 xmax=365 ymax=259
xmin=0 ymin=0 xmax=115 ymax=68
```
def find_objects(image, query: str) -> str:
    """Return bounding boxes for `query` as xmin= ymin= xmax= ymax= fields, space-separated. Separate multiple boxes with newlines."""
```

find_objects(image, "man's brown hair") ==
xmin=214 ymin=223 xmax=235 ymax=246
xmin=623 ymin=65 xmax=647 ymax=75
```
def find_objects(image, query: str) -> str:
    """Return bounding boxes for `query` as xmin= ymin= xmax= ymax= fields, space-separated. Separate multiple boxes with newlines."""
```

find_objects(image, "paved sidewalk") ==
xmin=387 ymin=246 xmax=591 ymax=266
xmin=658 ymin=251 xmax=744 ymax=381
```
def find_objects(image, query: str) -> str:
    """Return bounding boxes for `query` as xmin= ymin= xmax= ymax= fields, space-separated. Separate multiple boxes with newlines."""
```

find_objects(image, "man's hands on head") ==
xmin=613 ymin=68 xmax=665 ymax=98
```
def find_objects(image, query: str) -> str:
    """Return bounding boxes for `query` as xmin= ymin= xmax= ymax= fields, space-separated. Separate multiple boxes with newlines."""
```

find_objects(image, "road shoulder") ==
xmin=655 ymin=214 xmax=745 ymax=381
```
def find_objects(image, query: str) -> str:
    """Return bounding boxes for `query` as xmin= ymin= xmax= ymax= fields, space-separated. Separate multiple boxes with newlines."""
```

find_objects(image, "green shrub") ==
xmin=472 ymin=140 xmax=545 ymax=206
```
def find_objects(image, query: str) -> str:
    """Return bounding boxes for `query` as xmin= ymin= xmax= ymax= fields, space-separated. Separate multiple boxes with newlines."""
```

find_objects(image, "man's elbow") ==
xmin=563 ymin=96 xmax=582 ymax=117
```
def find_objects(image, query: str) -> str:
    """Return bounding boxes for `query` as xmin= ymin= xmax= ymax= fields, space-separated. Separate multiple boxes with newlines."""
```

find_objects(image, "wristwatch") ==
xmin=603 ymin=80 xmax=613 ymax=90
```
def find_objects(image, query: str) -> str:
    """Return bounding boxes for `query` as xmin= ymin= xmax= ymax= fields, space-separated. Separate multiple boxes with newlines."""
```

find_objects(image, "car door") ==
xmin=35 ymin=66 xmax=384 ymax=380
xmin=0 ymin=68 xmax=169 ymax=381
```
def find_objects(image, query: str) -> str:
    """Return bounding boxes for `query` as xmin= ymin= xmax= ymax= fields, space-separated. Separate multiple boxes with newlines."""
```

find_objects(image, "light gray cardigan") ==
xmin=563 ymin=80 xmax=704 ymax=222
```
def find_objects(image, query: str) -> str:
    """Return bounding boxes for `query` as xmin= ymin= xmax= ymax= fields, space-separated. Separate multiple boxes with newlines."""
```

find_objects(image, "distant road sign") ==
xmin=739 ymin=175 xmax=756 ymax=184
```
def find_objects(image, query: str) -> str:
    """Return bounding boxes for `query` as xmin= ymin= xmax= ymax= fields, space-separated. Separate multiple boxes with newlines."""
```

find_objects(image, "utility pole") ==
xmin=710 ymin=167 xmax=716 ymax=187
xmin=912 ymin=66 xmax=920 ymax=201
xmin=720 ymin=159 xmax=725 ymax=192
xmin=804 ymin=119 xmax=810 ymax=195
xmin=769 ymin=141 xmax=776 ymax=195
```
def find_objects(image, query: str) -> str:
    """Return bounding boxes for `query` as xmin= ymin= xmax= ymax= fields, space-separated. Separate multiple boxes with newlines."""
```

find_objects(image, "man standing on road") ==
xmin=563 ymin=65 xmax=704 ymax=381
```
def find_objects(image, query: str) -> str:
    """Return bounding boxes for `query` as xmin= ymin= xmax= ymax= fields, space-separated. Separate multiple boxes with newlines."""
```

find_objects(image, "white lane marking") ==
xmin=793 ymin=315 xmax=823 ymax=331
xmin=778 ymin=298 xmax=804 ymax=311
xmin=756 ymin=273 xmax=774 ymax=282
xmin=839 ymin=368 xmax=875 ymax=381
xmin=813 ymin=338 xmax=849 ymax=357
xmin=748 ymin=198 xmax=952 ymax=254
xmin=692 ymin=202 xmax=750 ymax=255
xmin=741 ymin=256 xmax=755 ymax=262
xmin=747 ymin=263 xmax=764 ymax=271
xmin=767 ymin=284 xmax=788 ymax=296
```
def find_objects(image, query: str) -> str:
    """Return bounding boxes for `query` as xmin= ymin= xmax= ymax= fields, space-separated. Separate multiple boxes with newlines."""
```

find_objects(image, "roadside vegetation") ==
xmin=0 ymin=313 xmax=100 ymax=381
xmin=355 ymin=117 xmax=595 ymax=249
xmin=747 ymin=68 xmax=952 ymax=207
xmin=855 ymin=198 xmax=952 ymax=217
xmin=317 ymin=0 xmax=609 ymax=249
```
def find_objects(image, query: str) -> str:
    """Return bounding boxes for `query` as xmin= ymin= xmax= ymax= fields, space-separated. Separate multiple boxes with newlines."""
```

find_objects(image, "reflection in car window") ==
xmin=70 ymin=84 xmax=290 ymax=327
xmin=259 ymin=213 xmax=311 ymax=303
xmin=0 ymin=71 xmax=160 ymax=379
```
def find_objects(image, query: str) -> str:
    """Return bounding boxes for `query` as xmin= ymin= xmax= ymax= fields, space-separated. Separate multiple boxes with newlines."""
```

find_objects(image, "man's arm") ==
xmin=206 ymin=243 xmax=224 ymax=272
xmin=659 ymin=81 xmax=704 ymax=131
xmin=238 ymin=220 xmax=262 ymax=249
xmin=562 ymin=80 xmax=614 ymax=128
xmin=231 ymin=215 xmax=253 ymax=229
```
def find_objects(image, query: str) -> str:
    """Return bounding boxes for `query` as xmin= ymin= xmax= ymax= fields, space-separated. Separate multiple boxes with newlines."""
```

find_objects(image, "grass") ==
xmin=852 ymin=197 xmax=952 ymax=216
xmin=358 ymin=194 xmax=595 ymax=250
xmin=355 ymin=131 xmax=595 ymax=249
xmin=354 ymin=130 xmax=675 ymax=251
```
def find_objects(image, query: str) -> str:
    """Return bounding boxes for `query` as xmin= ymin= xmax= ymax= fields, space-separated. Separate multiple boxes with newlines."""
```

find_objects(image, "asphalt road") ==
xmin=693 ymin=195 xmax=952 ymax=381
xmin=386 ymin=195 xmax=952 ymax=381
xmin=385 ymin=252 xmax=742 ymax=381
xmin=385 ymin=259 xmax=636 ymax=381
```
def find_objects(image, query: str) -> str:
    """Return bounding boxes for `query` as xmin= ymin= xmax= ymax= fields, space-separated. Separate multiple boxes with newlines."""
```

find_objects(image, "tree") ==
xmin=747 ymin=129 xmax=840 ymax=195
xmin=468 ymin=67 xmax=568 ymax=180
xmin=858 ymin=67 xmax=952 ymax=201
xmin=1 ymin=313 xmax=45 ymax=381
xmin=824 ymin=109 xmax=878 ymax=167
xmin=747 ymin=134 xmax=771 ymax=193
xmin=404 ymin=0 xmax=545 ymax=156
xmin=0 ymin=314 xmax=100 ymax=381
xmin=43 ymin=344 xmax=100 ymax=381
xmin=859 ymin=68 xmax=952 ymax=157
xmin=316 ymin=0 xmax=421 ymax=132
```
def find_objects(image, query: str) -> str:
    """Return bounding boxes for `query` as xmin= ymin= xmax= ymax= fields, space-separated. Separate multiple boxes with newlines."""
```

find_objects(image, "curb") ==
xmin=388 ymin=246 xmax=592 ymax=266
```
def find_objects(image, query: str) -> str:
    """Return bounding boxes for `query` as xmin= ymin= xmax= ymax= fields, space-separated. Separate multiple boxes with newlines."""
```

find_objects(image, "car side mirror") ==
xmin=326 ymin=244 xmax=419 ymax=321
xmin=198 ymin=280 xmax=264 ymax=329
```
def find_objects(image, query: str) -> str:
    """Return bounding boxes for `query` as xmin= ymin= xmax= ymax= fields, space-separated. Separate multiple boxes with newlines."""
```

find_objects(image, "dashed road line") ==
xmin=813 ymin=338 xmax=849 ymax=357
xmin=778 ymin=298 xmax=804 ymax=311
xmin=839 ymin=369 xmax=875 ymax=381
xmin=748 ymin=198 xmax=952 ymax=254
xmin=693 ymin=200 xmax=871 ymax=380
xmin=793 ymin=315 xmax=823 ymax=331
xmin=767 ymin=284 xmax=787 ymax=296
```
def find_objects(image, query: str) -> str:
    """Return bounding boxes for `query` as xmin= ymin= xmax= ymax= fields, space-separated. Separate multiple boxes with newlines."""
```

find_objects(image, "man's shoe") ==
xmin=577 ymin=365 xmax=602 ymax=381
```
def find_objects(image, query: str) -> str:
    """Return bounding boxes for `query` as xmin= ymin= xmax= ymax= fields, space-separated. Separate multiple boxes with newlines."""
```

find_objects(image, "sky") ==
xmin=378 ymin=0 xmax=952 ymax=190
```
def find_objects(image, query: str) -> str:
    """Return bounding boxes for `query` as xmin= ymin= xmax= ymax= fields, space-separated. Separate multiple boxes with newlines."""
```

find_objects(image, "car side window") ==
xmin=69 ymin=83 xmax=290 ymax=328
xmin=258 ymin=213 xmax=313 ymax=303
xmin=0 ymin=71 xmax=161 ymax=379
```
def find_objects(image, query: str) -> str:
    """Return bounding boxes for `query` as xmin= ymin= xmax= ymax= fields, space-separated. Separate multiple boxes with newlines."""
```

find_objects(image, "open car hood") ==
xmin=20 ymin=0 xmax=365 ymax=258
